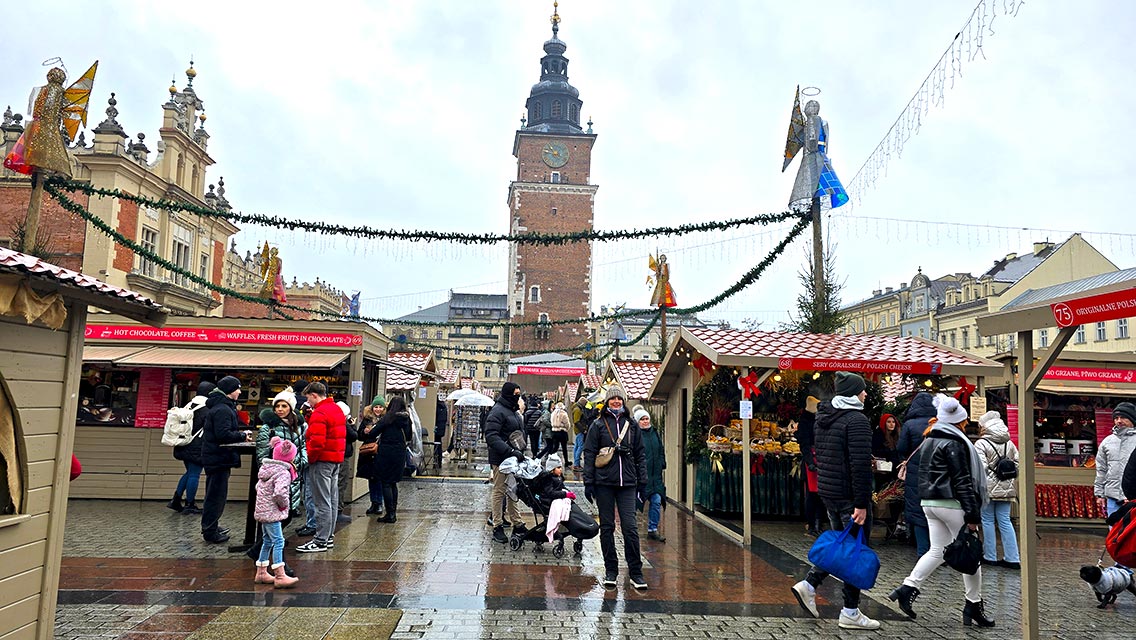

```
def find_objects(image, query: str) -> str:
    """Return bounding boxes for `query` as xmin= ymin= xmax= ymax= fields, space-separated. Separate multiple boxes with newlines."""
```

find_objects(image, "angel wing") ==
xmin=781 ymin=85 xmax=806 ymax=172
xmin=61 ymin=62 xmax=98 ymax=141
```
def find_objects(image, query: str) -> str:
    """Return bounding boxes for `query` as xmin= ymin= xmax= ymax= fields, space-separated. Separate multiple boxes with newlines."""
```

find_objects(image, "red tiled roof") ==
xmin=611 ymin=361 xmax=661 ymax=401
xmin=580 ymin=374 xmax=603 ymax=390
xmin=436 ymin=369 xmax=461 ymax=386
xmin=687 ymin=327 xmax=991 ymax=367
xmin=385 ymin=351 xmax=432 ymax=391
xmin=565 ymin=381 xmax=579 ymax=401
xmin=0 ymin=246 xmax=160 ymax=311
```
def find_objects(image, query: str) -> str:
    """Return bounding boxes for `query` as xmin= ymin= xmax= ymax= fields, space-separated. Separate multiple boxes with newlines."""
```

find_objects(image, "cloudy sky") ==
xmin=2 ymin=1 xmax=1133 ymax=330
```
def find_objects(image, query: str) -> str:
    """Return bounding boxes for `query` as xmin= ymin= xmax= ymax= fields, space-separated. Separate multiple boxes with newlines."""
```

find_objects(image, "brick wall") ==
xmin=509 ymin=133 xmax=595 ymax=354
xmin=113 ymin=199 xmax=138 ymax=272
xmin=0 ymin=182 xmax=88 ymax=270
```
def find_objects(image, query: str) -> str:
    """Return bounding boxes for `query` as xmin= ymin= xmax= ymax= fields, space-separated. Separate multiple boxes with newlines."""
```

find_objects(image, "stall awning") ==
xmin=82 ymin=345 xmax=149 ymax=362
xmin=110 ymin=347 xmax=349 ymax=370
xmin=1035 ymin=384 xmax=1136 ymax=398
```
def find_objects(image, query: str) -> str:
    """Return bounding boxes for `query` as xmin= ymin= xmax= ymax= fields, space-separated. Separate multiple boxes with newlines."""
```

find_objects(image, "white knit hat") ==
xmin=933 ymin=394 xmax=968 ymax=425
xmin=977 ymin=410 xmax=1003 ymax=429
xmin=272 ymin=390 xmax=297 ymax=412
xmin=633 ymin=409 xmax=651 ymax=424
xmin=336 ymin=401 xmax=351 ymax=421
xmin=545 ymin=453 xmax=563 ymax=472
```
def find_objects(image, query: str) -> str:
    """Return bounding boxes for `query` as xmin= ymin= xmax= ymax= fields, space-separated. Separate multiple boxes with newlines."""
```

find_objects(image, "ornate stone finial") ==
xmin=2 ymin=106 xmax=11 ymax=126
xmin=229 ymin=237 xmax=236 ymax=252
xmin=186 ymin=58 xmax=197 ymax=85
xmin=93 ymin=92 xmax=126 ymax=135
xmin=205 ymin=184 xmax=218 ymax=207
xmin=551 ymin=0 xmax=561 ymax=36
xmin=128 ymin=132 xmax=150 ymax=161
xmin=169 ymin=78 xmax=177 ymax=96
xmin=520 ymin=112 xmax=527 ymax=127
xmin=76 ymin=131 xmax=86 ymax=147
xmin=586 ymin=115 xmax=593 ymax=134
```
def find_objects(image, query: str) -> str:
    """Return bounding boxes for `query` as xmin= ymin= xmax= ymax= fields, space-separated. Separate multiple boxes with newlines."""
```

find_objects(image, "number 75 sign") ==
xmin=1050 ymin=288 xmax=1136 ymax=328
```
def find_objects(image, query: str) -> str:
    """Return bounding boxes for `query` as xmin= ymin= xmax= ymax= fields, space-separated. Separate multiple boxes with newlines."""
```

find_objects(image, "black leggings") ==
xmin=382 ymin=483 xmax=399 ymax=517
xmin=537 ymin=431 xmax=569 ymax=461
xmin=528 ymin=432 xmax=542 ymax=456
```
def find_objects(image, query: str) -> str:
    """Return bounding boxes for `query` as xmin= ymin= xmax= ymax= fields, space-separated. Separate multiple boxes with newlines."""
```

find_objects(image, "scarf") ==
xmin=832 ymin=395 xmax=864 ymax=410
xmin=930 ymin=421 xmax=988 ymax=507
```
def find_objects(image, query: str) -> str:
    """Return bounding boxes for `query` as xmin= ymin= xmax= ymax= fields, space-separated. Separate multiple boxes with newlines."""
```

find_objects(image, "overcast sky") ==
xmin=3 ymin=1 xmax=1133 ymax=330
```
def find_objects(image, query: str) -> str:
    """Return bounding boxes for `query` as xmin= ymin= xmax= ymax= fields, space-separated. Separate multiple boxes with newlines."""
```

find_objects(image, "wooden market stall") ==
xmin=977 ymin=271 xmax=1136 ymax=640
xmin=383 ymin=350 xmax=439 ymax=439
xmin=648 ymin=326 xmax=1002 ymax=547
xmin=0 ymin=247 xmax=166 ymax=640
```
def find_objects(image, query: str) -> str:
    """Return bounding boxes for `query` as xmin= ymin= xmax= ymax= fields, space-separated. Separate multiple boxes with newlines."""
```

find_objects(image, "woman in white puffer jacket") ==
xmin=975 ymin=411 xmax=1020 ymax=569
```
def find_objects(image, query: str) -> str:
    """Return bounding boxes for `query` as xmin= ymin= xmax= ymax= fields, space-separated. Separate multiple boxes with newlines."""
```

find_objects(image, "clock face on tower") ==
xmin=541 ymin=141 xmax=570 ymax=168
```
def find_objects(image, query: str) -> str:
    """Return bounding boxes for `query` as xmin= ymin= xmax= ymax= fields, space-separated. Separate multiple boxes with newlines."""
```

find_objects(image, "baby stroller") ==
xmin=498 ymin=457 xmax=599 ymax=558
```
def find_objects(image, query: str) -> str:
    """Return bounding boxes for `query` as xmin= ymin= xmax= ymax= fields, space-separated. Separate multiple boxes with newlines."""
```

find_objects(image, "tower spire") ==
xmin=521 ymin=0 xmax=584 ymax=134
xmin=551 ymin=1 xmax=560 ymax=37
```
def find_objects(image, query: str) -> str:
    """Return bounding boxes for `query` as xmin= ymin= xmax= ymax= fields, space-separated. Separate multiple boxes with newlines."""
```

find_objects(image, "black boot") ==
xmin=366 ymin=502 xmax=381 ymax=515
xmin=492 ymin=525 xmax=508 ymax=544
xmin=962 ymin=600 xmax=995 ymax=627
xmin=888 ymin=584 xmax=920 ymax=619
xmin=166 ymin=495 xmax=183 ymax=513
xmin=181 ymin=501 xmax=202 ymax=515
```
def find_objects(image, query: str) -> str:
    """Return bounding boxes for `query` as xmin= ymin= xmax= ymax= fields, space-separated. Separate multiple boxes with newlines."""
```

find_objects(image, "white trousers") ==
xmin=902 ymin=505 xmax=982 ymax=603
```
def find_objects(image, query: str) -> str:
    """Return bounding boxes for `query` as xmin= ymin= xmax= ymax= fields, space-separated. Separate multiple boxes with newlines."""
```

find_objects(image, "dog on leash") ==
xmin=1080 ymin=564 xmax=1136 ymax=609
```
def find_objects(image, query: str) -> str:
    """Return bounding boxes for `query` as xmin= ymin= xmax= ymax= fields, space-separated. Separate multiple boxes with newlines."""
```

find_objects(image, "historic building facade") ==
xmin=220 ymin=240 xmax=351 ymax=320
xmin=506 ymin=8 xmax=598 ymax=355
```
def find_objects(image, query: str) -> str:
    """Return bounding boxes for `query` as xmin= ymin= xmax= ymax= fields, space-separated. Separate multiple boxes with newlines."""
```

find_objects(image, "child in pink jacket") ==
xmin=254 ymin=437 xmax=299 ymax=588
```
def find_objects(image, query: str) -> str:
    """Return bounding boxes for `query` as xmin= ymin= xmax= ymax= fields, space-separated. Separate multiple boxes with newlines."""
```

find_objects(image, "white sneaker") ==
xmin=837 ymin=610 xmax=880 ymax=630
xmin=791 ymin=580 xmax=818 ymax=618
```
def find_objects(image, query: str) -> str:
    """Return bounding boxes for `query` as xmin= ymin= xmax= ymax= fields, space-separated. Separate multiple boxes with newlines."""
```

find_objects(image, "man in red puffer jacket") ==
xmin=295 ymin=382 xmax=346 ymax=553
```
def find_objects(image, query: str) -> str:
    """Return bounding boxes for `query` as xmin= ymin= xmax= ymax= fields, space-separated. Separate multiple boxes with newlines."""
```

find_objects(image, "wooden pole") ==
xmin=811 ymin=196 xmax=823 ymax=304
xmin=660 ymin=306 xmax=668 ymax=354
xmin=24 ymin=171 xmax=44 ymax=253
xmin=1016 ymin=330 xmax=1038 ymax=640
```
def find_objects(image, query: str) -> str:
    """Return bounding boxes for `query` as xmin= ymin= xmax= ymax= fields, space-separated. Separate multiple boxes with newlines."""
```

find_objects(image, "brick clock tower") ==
xmin=507 ymin=5 xmax=598 ymax=355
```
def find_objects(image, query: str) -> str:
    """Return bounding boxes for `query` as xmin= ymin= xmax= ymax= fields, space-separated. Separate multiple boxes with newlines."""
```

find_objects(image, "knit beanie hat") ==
xmin=501 ymin=382 xmax=521 ymax=399
xmin=545 ymin=453 xmax=563 ymax=472
xmin=270 ymin=436 xmax=298 ymax=481
xmin=834 ymin=372 xmax=866 ymax=398
xmin=633 ymin=408 xmax=651 ymax=423
xmin=272 ymin=390 xmax=297 ymax=412
xmin=196 ymin=380 xmax=216 ymax=397
xmin=336 ymin=401 xmax=351 ymax=421
xmin=604 ymin=385 xmax=626 ymax=402
xmin=933 ymin=394 xmax=969 ymax=425
xmin=371 ymin=394 xmax=387 ymax=408
xmin=217 ymin=376 xmax=241 ymax=395
xmin=977 ymin=410 xmax=1003 ymax=429
xmin=1113 ymin=402 xmax=1136 ymax=424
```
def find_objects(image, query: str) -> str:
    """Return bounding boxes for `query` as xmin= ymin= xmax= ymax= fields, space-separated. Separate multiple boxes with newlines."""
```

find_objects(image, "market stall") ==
xmin=648 ymin=326 xmax=1002 ymax=546
xmin=72 ymin=314 xmax=394 ymax=501
xmin=977 ymin=270 xmax=1136 ymax=640
xmin=0 ymin=247 xmax=165 ymax=640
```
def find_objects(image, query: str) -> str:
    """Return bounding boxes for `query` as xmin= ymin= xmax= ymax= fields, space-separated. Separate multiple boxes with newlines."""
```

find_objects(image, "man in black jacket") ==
xmin=791 ymin=372 xmax=880 ymax=630
xmin=484 ymin=382 xmax=527 ymax=543
xmin=200 ymin=376 xmax=252 ymax=544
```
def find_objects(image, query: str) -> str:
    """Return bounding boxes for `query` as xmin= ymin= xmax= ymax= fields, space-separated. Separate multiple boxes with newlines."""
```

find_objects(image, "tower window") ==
xmin=529 ymin=286 xmax=541 ymax=303
xmin=550 ymin=172 xmax=561 ymax=184
xmin=536 ymin=313 xmax=551 ymax=340
xmin=515 ymin=301 xmax=522 ymax=313
xmin=534 ymin=102 xmax=543 ymax=120
xmin=551 ymin=100 xmax=562 ymax=119
xmin=569 ymin=104 xmax=578 ymax=124
xmin=551 ymin=206 xmax=557 ymax=216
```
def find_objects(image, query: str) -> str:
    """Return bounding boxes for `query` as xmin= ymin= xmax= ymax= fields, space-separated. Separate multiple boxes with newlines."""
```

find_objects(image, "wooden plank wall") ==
xmin=0 ymin=317 xmax=69 ymax=640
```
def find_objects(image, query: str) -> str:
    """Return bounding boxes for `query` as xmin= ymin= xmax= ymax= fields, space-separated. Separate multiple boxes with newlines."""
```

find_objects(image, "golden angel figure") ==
xmin=24 ymin=68 xmax=73 ymax=177
xmin=647 ymin=253 xmax=677 ymax=308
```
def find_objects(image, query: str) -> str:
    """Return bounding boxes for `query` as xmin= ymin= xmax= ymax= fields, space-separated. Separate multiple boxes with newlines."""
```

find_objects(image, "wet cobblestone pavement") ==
xmin=57 ymin=479 xmax=1136 ymax=639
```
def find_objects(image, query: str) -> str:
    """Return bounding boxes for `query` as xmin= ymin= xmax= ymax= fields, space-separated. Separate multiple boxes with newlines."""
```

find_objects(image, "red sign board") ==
xmin=511 ymin=365 xmax=587 ymax=377
xmin=1006 ymin=404 xmax=1019 ymax=447
xmin=777 ymin=357 xmax=943 ymax=375
xmin=1051 ymin=287 xmax=1136 ymax=328
xmin=135 ymin=368 xmax=171 ymax=428
xmin=1043 ymin=366 xmax=1136 ymax=384
xmin=85 ymin=324 xmax=363 ymax=348
xmin=1096 ymin=408 xmax=1115 ymax=446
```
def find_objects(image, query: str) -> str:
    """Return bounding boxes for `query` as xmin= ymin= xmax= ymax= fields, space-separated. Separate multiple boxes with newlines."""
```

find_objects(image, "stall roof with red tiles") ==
xmin=580 ymin=374 xmax=604 ymax=391
xmin=384 ymin=351 xmax=436 ymax=391
xmin=565 ymin=381 xmax=579 ymax=402
xmin=650 ymin=326 xmax=1002 ymax=399
xmin=435 ymin=369 xmax=461 ymax=387
xmin=606 ymin=360 xmax=661 ymax=402
xmin=0 ymin=246 xmax=166 ymax=325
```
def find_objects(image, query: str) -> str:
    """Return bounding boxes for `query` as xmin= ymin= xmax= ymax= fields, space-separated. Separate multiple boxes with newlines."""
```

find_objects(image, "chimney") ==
xmin=872 ymin=289 xmax=882 ymax=296
xmin=885 ymin=287 xmax=893 ymax=293
xmin=1004 ymin=253 xmax=1017 ymax=261
xmin=1033 ymin=241 xmax=1054 ymax=256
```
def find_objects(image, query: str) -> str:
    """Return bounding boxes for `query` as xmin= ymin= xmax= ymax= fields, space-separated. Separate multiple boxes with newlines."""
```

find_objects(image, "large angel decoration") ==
xmin=782 ymin=86 xmax=848 ymax=211
xmin=258 ymin=242 xmax=288 ymax=303
xmin=647 ymin=252 xmax=676 ymax=308
xmin=4 ymin=62 xmax=97 ymax=178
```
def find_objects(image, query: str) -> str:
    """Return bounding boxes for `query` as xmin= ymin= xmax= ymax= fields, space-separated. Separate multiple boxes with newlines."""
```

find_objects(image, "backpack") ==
xmin=161 ymin=402 xmax=205 ymax=447
xmin=1107 ymin=502 xmax=1136 ymax=567
xmin=987 ymin=440 xmax=1018 ymax=481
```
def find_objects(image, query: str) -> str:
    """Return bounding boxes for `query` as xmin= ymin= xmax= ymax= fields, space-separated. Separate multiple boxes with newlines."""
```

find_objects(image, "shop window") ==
xmin=1039 ymin=329 xmax=1049 ymax=348
xmin=1074 ymin=325 xmax=1086 ymax=344
xmin=139 ymin=227 xmax=159 ymax=277
xmin=1119 ymin=318 xmax=1130 ymax=339
xmin=77 ymin=367 xmax=139 ymax=426
xmin=1096 ymin=322 xmax=1108 ymax=342
xmin=0 ymin=377 xmax=22 ymax=516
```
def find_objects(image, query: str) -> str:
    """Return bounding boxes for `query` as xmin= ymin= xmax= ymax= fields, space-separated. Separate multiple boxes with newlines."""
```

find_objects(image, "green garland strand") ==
xmin=48 ymin=178 xmax=804 ymax=246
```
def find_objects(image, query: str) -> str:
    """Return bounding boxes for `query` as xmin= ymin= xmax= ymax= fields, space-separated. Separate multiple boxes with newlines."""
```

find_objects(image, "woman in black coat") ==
xmin=897 ymin=392 xmax=935 ymax=556
xmin=373 ymin=395 xmax=412 ymax=523
xmin=357 ymin=396 xmax=386 ymax=515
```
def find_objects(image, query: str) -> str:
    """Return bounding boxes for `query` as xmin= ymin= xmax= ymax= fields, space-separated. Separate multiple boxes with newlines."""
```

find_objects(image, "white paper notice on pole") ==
xmin=350 ymin=380 xmax=363 ymax=397
xmin=418 ymin=386 xmax=428 ymax=399
xmin=970 ymin=395 xmax=987 ymax=418
xmin=739 ymin=400 xmax=753 ymax=420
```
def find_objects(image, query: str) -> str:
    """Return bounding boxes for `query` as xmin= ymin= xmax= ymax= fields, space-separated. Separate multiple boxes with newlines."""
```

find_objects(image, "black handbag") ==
xmin=943 ymin=525 xmax=983 ymax=575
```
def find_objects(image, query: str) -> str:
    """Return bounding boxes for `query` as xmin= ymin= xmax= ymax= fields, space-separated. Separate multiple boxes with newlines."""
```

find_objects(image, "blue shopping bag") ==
xmin=807 ymin=521 xmax=880 ymax=591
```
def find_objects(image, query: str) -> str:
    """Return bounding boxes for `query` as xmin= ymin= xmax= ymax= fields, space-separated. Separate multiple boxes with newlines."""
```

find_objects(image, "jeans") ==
xmin=574 ymin=433 xmax=585 ymax=467
xmin=647 ymin=493 xmax=663 ymax=532
xmin=175 ymin=461 xmax=203 ymax=503
xmin=490 ymin=465 xmax=521 ymax=527
xmin=303 ymin=467 xmax=317 ymax=529
xmin=337 ymin=456 xmax=353 ymax=511
xmin=200 ymin=467 xmax=231 ymax=537
xmin=1108 ymin=497 xmax=1124 ymax=516
xmin=257 ymin=521 xmax=285 ymax=566
xmin=595 ymin=484 xmax=643 ymax=577
xmin=368 ymin=477 xmax=384 ymax=507
xmin=904 ymin=506 xmax=982 ymax=602
xmin=805 ymin=499 xmax=871 ymax=609
xmin=309 ymin=462 xmax=338 ymax=545
xmin=912 ymin=524 xmax=931 ymax=557
xmin=981 ymin=500 xmax=1020 ymax=563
